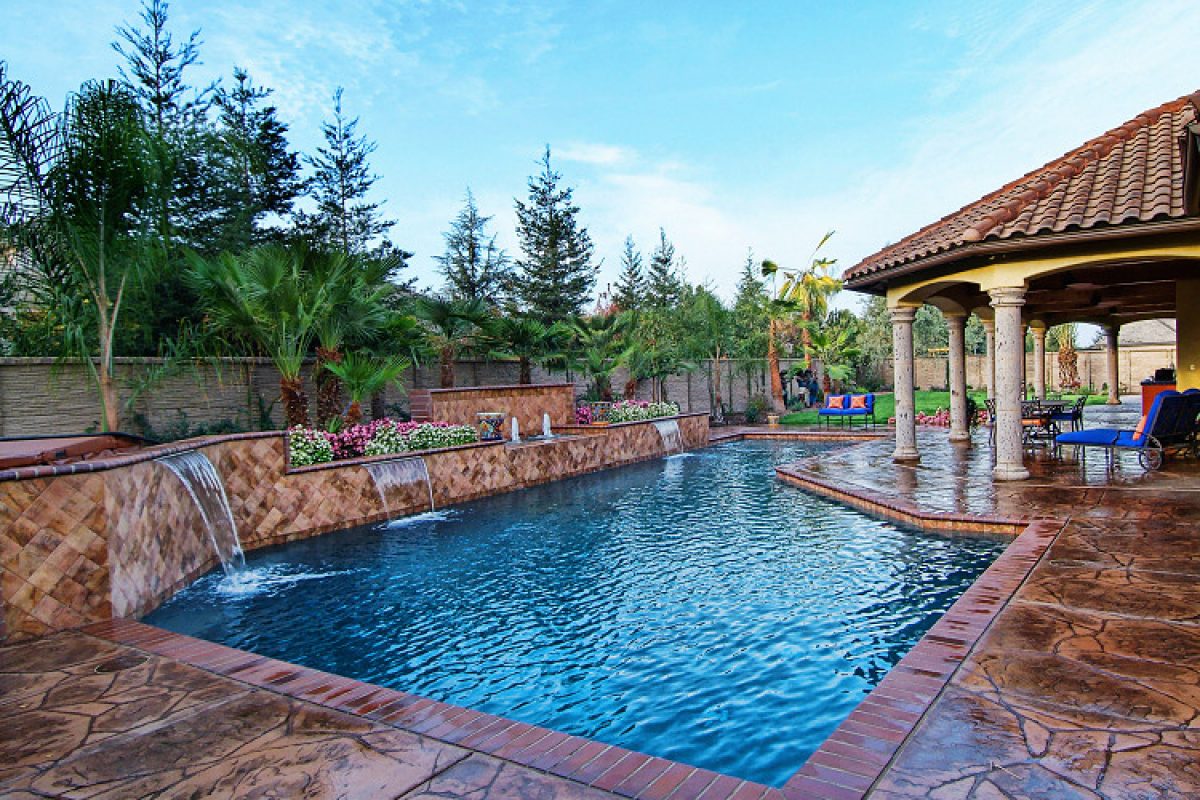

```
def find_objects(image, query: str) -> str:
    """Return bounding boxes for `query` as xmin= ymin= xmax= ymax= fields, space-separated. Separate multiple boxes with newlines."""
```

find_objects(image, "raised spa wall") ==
xmin=0 ymin=413 xmax=708 ymax=643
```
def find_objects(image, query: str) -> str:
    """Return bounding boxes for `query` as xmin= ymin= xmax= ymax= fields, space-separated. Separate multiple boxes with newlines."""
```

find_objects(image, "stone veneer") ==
xmin=0 ymin=414 xmax=708 ymax=642
xmin=408 ymin=383 xmax=575 ymax=437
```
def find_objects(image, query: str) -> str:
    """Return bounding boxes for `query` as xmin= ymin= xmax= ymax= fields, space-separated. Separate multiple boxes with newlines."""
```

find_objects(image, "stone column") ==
xmin=947 ymin=313 xmax=970 ymax=443
xmin=1031 ymin=324 xmax=1047 ymax=400
xmin=982 ymin=319 xmax=996 ymax=403
xmin=990 ymin=287 xmax=1030 ymax=481
xmin=890 ymin=306 xmax=920 ymax=462
xmin=1104 ymin=324 xmax=1121 ymax=404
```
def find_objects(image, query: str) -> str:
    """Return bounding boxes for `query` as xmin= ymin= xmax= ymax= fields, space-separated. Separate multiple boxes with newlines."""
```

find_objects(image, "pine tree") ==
xmin=645 ymin=228 xmax=682 ymax=309
xmin=299 ymin=88 xmax=394 ymax=255
xmin=210 ymin=68 xmax=304 ymax=250
xmin=513 ymin=147 xmax=597 ymax=322
xmin=612 ymin=235 xmax=645 ymax=311
xmin=112 ymin=0 xmax=208 ymax=137
xmin=435 ymin=189 xmax=510 ymax=305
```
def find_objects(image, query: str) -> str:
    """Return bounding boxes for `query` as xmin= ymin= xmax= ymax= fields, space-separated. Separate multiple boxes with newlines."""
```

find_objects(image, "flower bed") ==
xmin=288 ymin=419 xmax=478 ymax=467
xmin=605 ymin=400 xmax=680 ymax=424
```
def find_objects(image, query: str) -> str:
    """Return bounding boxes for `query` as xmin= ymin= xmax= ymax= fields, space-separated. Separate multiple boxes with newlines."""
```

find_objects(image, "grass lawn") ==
xmin=778 ymin=390 xmax=1106 ymax=425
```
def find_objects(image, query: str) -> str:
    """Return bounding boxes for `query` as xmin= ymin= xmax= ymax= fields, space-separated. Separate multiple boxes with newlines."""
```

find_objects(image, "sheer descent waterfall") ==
xmin=653 ymin=419 xmax=682 ymax=455
xmin=156 ymin=451 xmax=245 ymax=573
xmin=366 ymin=457 xmax=435 ymax=516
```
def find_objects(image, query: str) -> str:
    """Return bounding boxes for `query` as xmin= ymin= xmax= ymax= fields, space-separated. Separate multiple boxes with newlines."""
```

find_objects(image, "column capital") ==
xmin=1031 ymin=325 xmax=1048 ymax=341
xmin=988 ymin=286 xmax=1026 ymax=308
xmin=888 ymin=306 xmax=919 ymax=324
xmin=980 ymin=318 xmax=995 ymax=332
xmin=943 ymin=311 xmax=968 ymax=322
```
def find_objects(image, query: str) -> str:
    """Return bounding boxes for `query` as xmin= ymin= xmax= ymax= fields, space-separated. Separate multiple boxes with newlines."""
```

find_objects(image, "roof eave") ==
xmin=843 ymin=217 xmax=1200 ymax=295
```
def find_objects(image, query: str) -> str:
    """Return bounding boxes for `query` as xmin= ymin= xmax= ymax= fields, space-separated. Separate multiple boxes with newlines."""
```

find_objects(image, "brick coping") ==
xmin=22 ymin=428 xmax=1062 ymax=799
xmin=83 ymin=618 xmax=783 ymax=800
xmin=421 ymin=382 xmax=575 ymax=394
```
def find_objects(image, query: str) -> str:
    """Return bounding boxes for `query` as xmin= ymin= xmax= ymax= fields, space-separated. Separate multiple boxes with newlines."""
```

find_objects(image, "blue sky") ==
xmin=4 ymin=1 xmax=1199 ymax=306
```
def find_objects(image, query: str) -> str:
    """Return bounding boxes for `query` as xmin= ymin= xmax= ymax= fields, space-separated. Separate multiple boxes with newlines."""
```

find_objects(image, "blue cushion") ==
xmin=1056 ymin=428 xmax=1120 ymax=446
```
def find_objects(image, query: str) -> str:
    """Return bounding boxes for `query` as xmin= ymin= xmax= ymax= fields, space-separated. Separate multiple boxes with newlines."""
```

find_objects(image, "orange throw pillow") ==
xmin=850 ymin=395 xmax=867 ymax=409
xmin=828 ymin=395 xmax=845 ymax=409
xmin=1133 ymin=414 xmax=1148 ymax=442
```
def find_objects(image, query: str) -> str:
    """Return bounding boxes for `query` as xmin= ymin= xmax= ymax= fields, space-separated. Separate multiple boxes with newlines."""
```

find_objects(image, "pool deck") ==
xmin=3 ymin=407 xmax=1199 ymax=799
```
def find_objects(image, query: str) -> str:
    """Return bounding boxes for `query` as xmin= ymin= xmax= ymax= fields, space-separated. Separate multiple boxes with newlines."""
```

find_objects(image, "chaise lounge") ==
xmin=1055 ymin=389 xmax=1200 ymax=470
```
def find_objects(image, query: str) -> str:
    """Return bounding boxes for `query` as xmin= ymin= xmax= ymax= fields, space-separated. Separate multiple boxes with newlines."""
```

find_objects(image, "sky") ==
xmin=3 ymin=0 xmax=1199 ymax=308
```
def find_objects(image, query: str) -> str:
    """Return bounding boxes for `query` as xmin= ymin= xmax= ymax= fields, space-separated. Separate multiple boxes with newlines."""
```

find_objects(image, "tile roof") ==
xmin=845 ymin=91 xmax=1200 ymax=286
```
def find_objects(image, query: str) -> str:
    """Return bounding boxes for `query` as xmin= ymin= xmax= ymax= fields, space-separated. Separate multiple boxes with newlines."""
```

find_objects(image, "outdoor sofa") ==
xmin=818 ymin=393 xmax=876 ymax=429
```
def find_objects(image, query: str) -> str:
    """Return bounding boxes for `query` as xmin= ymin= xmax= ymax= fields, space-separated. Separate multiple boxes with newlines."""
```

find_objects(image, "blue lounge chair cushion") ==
xmin=1056 ymin=428 xmax=1120 ymax=446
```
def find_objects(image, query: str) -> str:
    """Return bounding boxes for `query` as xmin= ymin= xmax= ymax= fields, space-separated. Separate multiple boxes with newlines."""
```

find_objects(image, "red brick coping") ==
xmin=84 ymin=618 xmax=784 ymax=800
xmin=78 ymin=428 xmax=1061 ymax=799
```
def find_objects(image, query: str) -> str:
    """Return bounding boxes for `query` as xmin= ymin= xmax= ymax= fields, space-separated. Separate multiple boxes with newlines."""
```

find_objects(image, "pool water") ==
xmin=146 ymin=441 xmax=1006 ymax=786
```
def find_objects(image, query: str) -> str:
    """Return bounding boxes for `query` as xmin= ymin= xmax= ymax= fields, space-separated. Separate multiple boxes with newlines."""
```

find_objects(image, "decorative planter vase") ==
xmin=589 ymin=401 xmax=614 ymax=423
xmin=767 ymin=414 xmax=781 ymax=427
xmin=476 ymin=412 xmax=505 ymax=442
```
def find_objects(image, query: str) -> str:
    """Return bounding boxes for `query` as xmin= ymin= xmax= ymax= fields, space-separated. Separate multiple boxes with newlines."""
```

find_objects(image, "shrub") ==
xmin=403 ymin=422 xmax=477 ymax=451
xmin=744 ymin=394 xmax=769 ymax=424
xmin=575 ymin=405 xmax=594 ymax=425
xmin=288 ymin=426 xmax=334 ymax=466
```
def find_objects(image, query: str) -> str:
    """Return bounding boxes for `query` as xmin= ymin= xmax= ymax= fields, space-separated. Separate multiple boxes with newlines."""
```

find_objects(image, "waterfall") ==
xmin=653 ymin=419 xmax=682 ymax=455
xmin=156 ymin=451 xmax=245 ymax=574
xmin=366 ymin=457 xmax=435 ymax=516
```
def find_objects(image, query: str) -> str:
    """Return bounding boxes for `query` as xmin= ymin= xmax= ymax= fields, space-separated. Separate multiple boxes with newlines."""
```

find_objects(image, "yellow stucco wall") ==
xmin=1178 ymin=279 xmax=1200 ymax=391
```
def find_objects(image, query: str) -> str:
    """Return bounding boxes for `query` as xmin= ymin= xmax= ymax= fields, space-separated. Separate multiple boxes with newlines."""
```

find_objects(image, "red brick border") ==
xmin=80 ymin=429 xmax=1064 ymax=799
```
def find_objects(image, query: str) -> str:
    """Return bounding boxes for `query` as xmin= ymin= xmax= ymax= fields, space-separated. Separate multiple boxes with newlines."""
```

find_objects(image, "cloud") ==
xmin=557 ymin=142 xmax=634 ymax=167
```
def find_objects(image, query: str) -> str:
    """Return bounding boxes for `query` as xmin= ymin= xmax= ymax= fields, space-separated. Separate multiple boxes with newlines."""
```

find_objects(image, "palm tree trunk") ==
xmin=519 ymin=357 xmax=532 ymax=385
xmin=713 ymin=350 xmax=723 ymax=419
xmin=767 ymin=319 xmax=785 ymax=413
xmin=440 ymin=346 xmax=455 ymax=388
xmin=281 ymin=375 xmax=309 ymax=428
xmin=315 ymin=347 xmax=344 ymax=426
xmin=345 ymin=400 xmax=363 ymax=426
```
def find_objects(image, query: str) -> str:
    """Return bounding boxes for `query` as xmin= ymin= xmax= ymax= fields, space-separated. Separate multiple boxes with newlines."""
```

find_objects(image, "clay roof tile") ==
xmin=846 ymin=91 xmax=1200 ymax=284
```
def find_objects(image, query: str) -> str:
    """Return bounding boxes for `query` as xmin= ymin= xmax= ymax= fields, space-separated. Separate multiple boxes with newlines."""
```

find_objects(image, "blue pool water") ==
xmin=146 ymin=440 xmax=1005 ymax=786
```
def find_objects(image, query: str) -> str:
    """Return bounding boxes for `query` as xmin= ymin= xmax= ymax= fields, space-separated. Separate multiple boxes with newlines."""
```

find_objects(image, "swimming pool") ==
xmin=145 ymin=440 xmax=1005 ymax=786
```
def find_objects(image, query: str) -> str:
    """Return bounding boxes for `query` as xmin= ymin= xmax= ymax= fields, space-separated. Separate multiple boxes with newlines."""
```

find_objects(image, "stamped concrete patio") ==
xmin=2 ymin=409 xmax=1198 ymax=799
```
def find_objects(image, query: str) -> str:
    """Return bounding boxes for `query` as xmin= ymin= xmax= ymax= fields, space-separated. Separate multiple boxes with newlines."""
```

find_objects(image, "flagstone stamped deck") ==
xmin=2 ymin=418 xmax=1198 ymax=798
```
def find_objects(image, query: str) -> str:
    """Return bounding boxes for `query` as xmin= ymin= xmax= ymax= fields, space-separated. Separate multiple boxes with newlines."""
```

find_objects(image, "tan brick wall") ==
xmin=0 ymin=414 xmax=708 ymax=641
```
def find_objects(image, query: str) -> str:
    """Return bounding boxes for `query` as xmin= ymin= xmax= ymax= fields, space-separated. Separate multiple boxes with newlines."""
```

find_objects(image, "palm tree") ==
xmin=483 ymin=315 xmax=568 ymax=384
xmin=311 ymin=250 xmax=394 ymax=426
xmin=321 ymin=351 xmax=410 ymax=425
xmin=1 ymin=72 xmax=161 ymax=431
xmin=568 ymin=313 xmax=630 ymax=401
xmin=188 ymin=244 xmax=353 ymax=427
xmin=761 ymin=231 xmax=840 ymax=412
xmin=412 ymin=296 xmax=489 ymax=388
xmin=803 ymin=326 xmax=861 ymax=394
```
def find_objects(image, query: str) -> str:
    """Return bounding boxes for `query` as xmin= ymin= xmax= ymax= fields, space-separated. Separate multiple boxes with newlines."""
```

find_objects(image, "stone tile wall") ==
xmin=0 ymin=414 xmax=708 ymax=642
xmin=411 ymin=384 xmax=576 ymax=435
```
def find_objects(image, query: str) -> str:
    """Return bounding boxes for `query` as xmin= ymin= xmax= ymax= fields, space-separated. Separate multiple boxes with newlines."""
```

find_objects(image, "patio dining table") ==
xmin=1022 ymin=400 xmax=1067 ymax=444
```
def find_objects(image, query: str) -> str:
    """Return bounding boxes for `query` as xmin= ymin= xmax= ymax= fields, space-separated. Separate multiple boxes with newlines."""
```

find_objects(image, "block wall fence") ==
xmin=0 ymin=413 xmax=709 ymax=643
xmin=0 ymin=346 xmax=1173 ymax=437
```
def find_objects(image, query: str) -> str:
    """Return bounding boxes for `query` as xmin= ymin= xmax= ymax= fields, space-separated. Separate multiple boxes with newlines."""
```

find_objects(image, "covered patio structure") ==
xmin=845 ymin=91 xmax=1200 ymax=480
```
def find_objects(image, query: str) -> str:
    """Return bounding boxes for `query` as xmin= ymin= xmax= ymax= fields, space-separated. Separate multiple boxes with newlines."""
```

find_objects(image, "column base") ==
xmin=892 ymin=447 xmax=920 ymax=463
xmin=948 ymin=429 xmax=971 ymax=443
xmin=1106 ymin=397 xmax=1121 ymax=405
xmin=993 ymin=462 xmax=1030 ymax=481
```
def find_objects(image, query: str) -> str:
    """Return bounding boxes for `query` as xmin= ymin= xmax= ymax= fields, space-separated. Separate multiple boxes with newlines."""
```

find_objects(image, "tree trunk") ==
xmin=281 ymin=375 xmax=309 ymax=428
xmin=440 ymin=347 xmax=455 ymax=388
xmin=713 ymin=351 xmax=724 ymax=420
xmin=315 ymin=347 xmax=344 ymax=426
xmin=624 ymin=377 xmax=638 ymax=400
xmin=519 ymin=357 xmax=532 ymax=385
xmin=370 ymin=390 xmax=387 ymax=421
xmin=345 ymin=400 xmax=363 ymax=426
xmin=98 ymin=361 xmax=120 ymax=432
xmin=767 ymin=319 xmax=785 ymax=412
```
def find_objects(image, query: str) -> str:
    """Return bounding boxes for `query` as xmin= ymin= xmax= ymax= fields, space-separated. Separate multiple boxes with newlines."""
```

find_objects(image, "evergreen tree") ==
xmin=112 ymin=0 xmax=207 ymax=137
xmin=513 ymin=147 xmax=597 ymax=322
xmin=645 ymin=228 xmax=682 ymax=309
xmin=210 ymin=67 xmax=304 ymax=250
xmin=612 ymin=235 xmax=645 ymax=311
xmin=435 ymin=189 xmax=510 ymax=305
xmin=299 ymin=88 xmax=394 ymax=255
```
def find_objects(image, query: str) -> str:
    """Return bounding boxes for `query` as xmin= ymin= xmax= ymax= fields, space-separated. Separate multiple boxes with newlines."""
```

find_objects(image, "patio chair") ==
xmin=1050 ymin=395 xmax=1086 ymax=432
xmin=1055 ymin=389 xmax=1200 ymax=470
xmin=1021 ymin=400 xmax=1058 ymax=445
